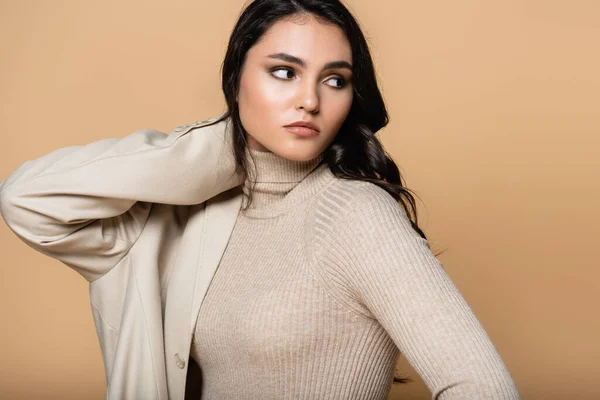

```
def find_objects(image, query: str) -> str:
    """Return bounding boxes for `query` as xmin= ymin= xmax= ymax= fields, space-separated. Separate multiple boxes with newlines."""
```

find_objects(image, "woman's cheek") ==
xmin=263 ymin=79 xmax=293 ymax=103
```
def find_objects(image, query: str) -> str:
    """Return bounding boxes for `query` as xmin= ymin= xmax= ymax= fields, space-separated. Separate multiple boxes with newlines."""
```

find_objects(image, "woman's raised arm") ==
xmin=0 ymin=116 xmax=242 ymax=282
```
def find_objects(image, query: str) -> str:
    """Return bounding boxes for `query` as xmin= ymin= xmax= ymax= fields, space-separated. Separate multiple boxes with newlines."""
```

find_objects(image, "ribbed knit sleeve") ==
xmin=313 ymin=182 xmax=522 ymax=399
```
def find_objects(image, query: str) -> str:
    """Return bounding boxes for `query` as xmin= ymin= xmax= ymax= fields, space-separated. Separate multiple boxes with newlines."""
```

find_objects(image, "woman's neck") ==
xmin=240 ymin=147 xmax=326 ymax=214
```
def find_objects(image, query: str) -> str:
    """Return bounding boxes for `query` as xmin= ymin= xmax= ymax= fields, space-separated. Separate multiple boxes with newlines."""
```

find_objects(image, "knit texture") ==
xmin=190 ymin=147 xmax=521 ymax=399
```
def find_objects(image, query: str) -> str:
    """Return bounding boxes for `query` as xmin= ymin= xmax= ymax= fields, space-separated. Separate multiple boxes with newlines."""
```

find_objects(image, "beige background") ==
xmin=0 ymin=1 xmax=598 ymax=399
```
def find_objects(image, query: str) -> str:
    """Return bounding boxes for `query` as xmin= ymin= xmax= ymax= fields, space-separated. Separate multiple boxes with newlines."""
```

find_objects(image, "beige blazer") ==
xmin=0 ymin=114 xmax=245 ymax=399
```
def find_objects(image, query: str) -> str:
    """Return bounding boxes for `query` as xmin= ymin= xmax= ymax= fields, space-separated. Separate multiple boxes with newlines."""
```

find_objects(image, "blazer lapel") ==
xmin=163 ymin=187 xmax=243 ymax=400
xmin=188 ymin=188 xmax=243 ymax=334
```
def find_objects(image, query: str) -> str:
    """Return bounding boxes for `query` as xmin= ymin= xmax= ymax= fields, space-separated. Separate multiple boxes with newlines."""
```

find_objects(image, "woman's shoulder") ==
xmin=315 ymin=177 xmax=406 ymax=228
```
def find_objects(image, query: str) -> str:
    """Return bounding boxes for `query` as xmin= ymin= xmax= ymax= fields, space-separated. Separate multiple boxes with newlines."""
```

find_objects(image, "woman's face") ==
xmin=237 ymin=14 xmax=354 ymax=161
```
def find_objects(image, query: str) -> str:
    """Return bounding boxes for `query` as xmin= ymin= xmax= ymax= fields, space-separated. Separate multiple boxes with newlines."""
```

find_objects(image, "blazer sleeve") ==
xmin=0 ymin=116 xmax=243 ymax=283
xmin=313 ymin=185 xmax=522 ymax=399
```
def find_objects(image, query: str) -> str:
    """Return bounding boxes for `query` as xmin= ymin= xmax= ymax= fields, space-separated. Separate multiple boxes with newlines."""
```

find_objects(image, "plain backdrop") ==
xmin=0 ymin=1 xmax=598 ymax=399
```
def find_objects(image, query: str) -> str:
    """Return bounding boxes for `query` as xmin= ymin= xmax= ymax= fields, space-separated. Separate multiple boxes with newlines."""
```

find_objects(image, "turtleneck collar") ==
xmin=240 ymin=146 xmax=334 ymax=219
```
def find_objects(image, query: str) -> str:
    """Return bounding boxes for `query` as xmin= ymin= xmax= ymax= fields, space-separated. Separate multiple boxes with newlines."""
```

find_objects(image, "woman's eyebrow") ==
xmin=266 ymin=52 xmax=353 ymax=72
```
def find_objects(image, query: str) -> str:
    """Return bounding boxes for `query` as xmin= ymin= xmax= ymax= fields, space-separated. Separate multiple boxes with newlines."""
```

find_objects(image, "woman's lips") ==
xmin=284 ymin=126 xmax=319 ymax=137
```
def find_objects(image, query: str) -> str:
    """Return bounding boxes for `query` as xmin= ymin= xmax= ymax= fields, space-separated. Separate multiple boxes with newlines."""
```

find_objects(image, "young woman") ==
xmin=0 ymin=1 xmax=521 ymax=399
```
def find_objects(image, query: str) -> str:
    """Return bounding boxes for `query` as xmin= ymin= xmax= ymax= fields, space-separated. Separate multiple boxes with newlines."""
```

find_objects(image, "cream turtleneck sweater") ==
xmin=189 ymin=147 xmax=521 ymax=399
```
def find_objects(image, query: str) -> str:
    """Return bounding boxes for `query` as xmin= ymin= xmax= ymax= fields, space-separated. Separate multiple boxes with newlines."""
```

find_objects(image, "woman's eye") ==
xmin=271 ymin=67 xmax=295 ymax=80
xmin=326 ymin=77 xmax=345 ymax=89
xmin=270 ymin=67 xmax=346 ymax=89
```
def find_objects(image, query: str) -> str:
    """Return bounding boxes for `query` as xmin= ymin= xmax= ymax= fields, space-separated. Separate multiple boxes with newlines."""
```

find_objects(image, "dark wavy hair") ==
xmin=212 ymin=0 xmax=446 ymax=386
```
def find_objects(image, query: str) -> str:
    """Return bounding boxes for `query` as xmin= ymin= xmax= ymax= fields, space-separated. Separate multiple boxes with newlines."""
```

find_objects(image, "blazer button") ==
xmin=174 ymin=353 xmax=186 ymax=369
